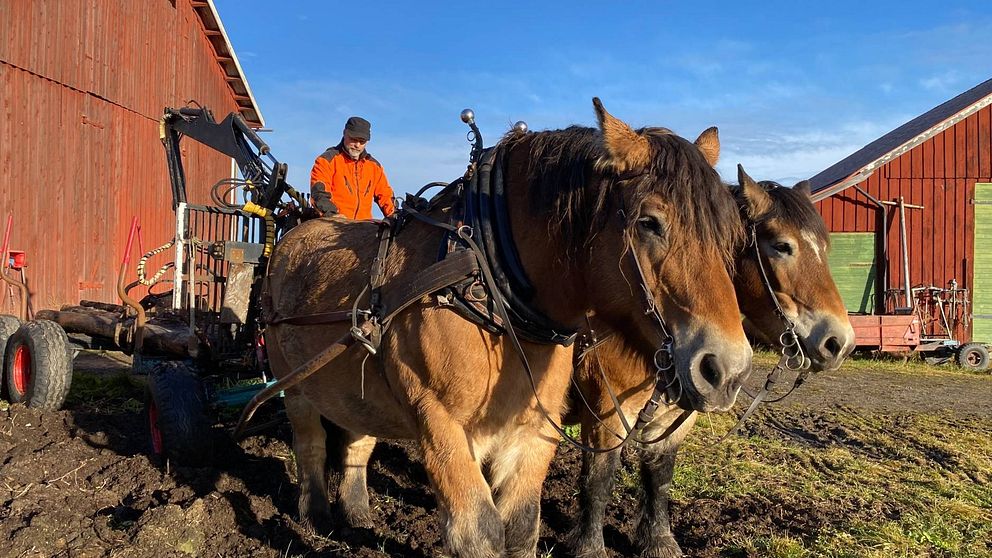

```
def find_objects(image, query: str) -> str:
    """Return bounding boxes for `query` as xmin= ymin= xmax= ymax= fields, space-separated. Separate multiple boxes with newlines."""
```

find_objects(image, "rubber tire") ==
xmin=4 ymin=320 xmax=73 ymax=410
xmin=0 ymin=314 xmax=22 ymax=401
xmin=955 ymin=342 xmax=990 ymax=372
xmin=145 ymin=361 xmax=212 ymax=466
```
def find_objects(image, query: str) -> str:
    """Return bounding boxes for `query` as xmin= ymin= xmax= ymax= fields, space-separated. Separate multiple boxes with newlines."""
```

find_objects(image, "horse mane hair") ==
xmin=738 ymin=181 xmax=830 ymax=247
xmin=500 ymin=126 xmax=744 ymax=268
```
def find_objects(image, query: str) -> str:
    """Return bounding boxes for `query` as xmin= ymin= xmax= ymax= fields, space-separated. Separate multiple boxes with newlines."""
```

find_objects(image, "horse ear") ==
xmin=592 ymin=97 xmax=651 ymax=173
xmin=793 ymin=179 xmax=812 ymax=197
xmin=694 ymin=126 xmax=720 ymax=167
xmin=738 ymin=164 xmax=773 ymax=219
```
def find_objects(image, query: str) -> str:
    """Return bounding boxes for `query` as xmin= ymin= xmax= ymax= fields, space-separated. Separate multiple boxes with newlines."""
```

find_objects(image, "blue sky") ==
xmin=216 ymin=0 xmax=992 ymax=197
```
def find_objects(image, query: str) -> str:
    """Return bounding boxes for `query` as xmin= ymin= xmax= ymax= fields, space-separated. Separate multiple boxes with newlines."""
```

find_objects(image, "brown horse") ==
xmin=567 ymin=165 xmax=856 ymax=558
xmin=261 ymin=99 xmax=752 ymax=557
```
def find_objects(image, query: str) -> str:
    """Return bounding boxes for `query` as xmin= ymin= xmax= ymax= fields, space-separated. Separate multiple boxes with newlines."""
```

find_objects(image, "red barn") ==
xmin=812 ymin=78 xmax=992 ymax=344
xmin=0 ymin=0 xmax=261 ymax=314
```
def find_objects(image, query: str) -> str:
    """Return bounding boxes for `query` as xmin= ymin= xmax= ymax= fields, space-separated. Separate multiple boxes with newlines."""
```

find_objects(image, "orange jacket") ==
xmin=309 ymin=144 xmax=396 ymax=220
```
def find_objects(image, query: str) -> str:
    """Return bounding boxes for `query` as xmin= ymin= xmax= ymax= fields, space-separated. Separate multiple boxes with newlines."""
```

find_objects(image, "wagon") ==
xmin=0 ymin=105 xmax=309 ymax=463
xmin=849 ymin=283 xmax=990 ymax=371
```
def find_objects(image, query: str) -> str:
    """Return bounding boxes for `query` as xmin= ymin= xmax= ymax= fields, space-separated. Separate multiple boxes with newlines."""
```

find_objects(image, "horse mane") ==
xmin=744 ymin=181 xmax=830 ymax=246
xmin=500 ymin=126 xmax=744 ymax=267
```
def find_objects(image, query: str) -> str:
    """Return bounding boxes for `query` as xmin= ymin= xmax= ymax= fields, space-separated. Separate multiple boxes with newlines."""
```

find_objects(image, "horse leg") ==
xmin=284 ymin=389 xmax=334 ymax=533
xmin=636 ymin=444 xmax=682 ymax=557
xmin=419 ymin=406 xmax=504 ymax=557
xmin=635 ymin=413 xmax=696 ymax=558
xmin=489 ymin=431 xmax=558 ymax=558
xmin=335 ymin=432 xmax=376 ymax=528
xmin=567 ymin=416 xmax=624 ymax=558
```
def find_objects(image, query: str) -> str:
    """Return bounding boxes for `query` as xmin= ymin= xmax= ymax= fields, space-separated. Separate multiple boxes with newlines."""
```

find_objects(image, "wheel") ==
xmin=955 ymin=343 xmax=990 ymax=372
xmin=145 ymin=361 xmax=212 ymax=466
xmin=3 ymin=320 xmax=73 ymax=410
xmin=0 ymin=314 xmax=22 ymax=401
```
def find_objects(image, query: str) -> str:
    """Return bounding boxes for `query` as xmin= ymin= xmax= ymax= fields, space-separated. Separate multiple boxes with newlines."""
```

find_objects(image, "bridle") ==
xmin=573 ymin=194 xmax=815 ymax=449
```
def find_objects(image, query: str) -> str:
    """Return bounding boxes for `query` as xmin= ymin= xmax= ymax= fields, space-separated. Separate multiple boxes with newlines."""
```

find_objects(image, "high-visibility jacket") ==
xmin=309 ymin=143 xmax=396 ymax=220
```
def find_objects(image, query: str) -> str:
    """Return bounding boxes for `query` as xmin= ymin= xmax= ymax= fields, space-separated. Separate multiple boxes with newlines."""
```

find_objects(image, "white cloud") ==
xmin=920 ymin=70 xmax=962 ymax=92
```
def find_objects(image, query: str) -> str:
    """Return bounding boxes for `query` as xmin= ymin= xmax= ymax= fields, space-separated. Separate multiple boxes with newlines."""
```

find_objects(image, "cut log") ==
xmin=36 ymin=308 xmax=121 ymax=340
xmin=79 ymin=300 xmax=127 ymax=314
xmin=140 ymin=323 xmax=200 ymax=359
xmin=36 ymin=310 xmax=199 ymax=358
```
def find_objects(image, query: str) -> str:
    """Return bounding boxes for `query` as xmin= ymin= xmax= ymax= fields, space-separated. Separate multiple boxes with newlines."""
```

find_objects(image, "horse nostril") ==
xmin=699 ymin=354 xmax=723 ymax=388
xmin=824 ymin=336 xmax=842 ymax=358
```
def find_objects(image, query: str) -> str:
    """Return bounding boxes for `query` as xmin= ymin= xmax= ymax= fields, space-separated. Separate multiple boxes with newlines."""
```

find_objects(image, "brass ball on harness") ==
xmin=460 ymin=109 xmax=475 ymax=124
xmin=513 ymin=121 xmax=528 ymax=134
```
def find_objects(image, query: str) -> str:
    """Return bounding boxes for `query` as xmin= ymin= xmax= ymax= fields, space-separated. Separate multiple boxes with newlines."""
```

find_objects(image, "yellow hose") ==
xmin=241 ymin=201 xmax=275 ymax=257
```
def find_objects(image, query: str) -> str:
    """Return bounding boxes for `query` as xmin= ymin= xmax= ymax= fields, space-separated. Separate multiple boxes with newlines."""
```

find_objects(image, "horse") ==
xmin=566 ymin=164 xmax=856 ymax=558
xmin=260 ymin=98 xmax=752 ymax=557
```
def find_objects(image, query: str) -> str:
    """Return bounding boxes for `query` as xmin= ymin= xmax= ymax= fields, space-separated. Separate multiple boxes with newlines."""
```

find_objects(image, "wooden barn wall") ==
xmin=815 ymin=104 xmax=992 ymax=341
xmin=0 ymin=0 xmax=242 ymax=313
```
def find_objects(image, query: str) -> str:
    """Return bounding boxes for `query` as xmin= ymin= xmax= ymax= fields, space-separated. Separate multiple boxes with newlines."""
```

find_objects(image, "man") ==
xmin=309 ymin=116 xmax=396 ymax=220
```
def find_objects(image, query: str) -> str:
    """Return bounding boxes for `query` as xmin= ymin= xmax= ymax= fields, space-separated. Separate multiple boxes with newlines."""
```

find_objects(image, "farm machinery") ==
xmin=849 ymin=281 xmax=989 ymax=371
xmin=0 ymin=106 xmax=311 ymax=463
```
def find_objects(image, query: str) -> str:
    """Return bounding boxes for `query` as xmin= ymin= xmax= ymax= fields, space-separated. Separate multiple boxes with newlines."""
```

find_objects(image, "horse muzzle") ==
xmin=797 ymin=313 xmax=856 ymax=372
xmin=676 ymin=338 xmax=753 ymax=413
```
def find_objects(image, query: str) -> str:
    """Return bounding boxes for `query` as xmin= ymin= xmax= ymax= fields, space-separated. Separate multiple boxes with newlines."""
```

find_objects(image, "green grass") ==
xmin=650 ymin=410 xmax=992 ymax=557
xmin=753 ymin=346 xmax=990 ymax=377
xmin=64 ymin=371 xmax=146 ymax=413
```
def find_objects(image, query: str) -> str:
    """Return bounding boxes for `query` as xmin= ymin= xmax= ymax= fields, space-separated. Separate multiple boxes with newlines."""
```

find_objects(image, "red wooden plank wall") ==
xmin=0 ymin=0 xmax=245 ymax=313
xmin=814 ymin=105 xmax=992 ymax=341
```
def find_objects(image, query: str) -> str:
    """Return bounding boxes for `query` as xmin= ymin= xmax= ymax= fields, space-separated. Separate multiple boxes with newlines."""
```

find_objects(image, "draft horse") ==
xmin=568 ymin=164 xmax=856 ymax=558
xmin=260 ymin=99 xmax=752 ymax=557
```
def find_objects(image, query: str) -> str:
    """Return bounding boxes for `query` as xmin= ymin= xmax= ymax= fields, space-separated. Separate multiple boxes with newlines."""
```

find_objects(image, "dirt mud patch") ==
xmin=1 ymin=353 xmax=990 ymax=557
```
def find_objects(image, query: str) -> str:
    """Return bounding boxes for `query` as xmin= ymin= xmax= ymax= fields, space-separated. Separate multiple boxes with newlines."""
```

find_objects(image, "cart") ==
xmin=1 ymin=105 xmax=310 ymax=464
xmin=850 ymin=282 xmax=989 ymax=371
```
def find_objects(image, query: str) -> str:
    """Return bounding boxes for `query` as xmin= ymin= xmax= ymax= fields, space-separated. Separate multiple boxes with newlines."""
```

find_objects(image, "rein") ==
xmin=707 ymin=224 xmax=810 ymax=442
xmin=572 ymin=220 xmax=816 ymax=449
xmin=234 ymin=120 xmax=687 ymax=454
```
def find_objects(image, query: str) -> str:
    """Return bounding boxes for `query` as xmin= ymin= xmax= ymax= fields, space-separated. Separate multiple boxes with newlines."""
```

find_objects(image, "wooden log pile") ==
xmin=36 ymin=301 xmax=200 ymax=358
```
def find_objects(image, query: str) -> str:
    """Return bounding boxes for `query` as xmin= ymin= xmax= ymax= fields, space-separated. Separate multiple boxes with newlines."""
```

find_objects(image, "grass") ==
xmin=64 ymin=370 xmax=146 ymax=413
xmin=752 ymin=346 xmax=991 ymax=378
xmin=648 ymin=409 xmax=992 ymax=557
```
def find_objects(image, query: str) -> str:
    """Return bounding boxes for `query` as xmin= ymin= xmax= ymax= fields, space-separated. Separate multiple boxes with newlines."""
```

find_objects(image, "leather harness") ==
xmin=235 ymin=147 xmax=809 ymax=452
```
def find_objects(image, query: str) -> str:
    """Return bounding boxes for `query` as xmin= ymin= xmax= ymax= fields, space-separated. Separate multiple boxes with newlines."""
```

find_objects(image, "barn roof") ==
xmin=194 ymin=1 xmax=264 ymax=127
xmin=809 ymin=77 xmax=992 ymax=202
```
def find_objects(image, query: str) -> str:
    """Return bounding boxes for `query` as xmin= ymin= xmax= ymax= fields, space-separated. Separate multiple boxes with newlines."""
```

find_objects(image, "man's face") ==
xmin=343 ymin=132 xmax=368 ymax=159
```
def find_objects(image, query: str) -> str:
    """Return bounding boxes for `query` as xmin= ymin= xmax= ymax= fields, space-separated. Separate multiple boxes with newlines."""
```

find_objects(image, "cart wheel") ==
xmin=145 ymin=361 xmax=211 ymax=466
xmin=3 ymin=320 xmax=73 ymax=410
xmin=955 ymin=343 xmax=990 ymax=372
xmin=0 ymin=314 xmax=22 ymax=401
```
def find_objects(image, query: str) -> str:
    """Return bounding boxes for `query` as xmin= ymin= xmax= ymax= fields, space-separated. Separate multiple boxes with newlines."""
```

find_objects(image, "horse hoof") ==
xmin=571 ymin=545 xmax=608 ymax=558
xmin=299 ymin=498 xmax=335 ymax=535
xmin=300 ymin=510 xmax=334 ymax=536
xmin=338 ymin=504 xmax=374 ymax=529
xmin=641 ymin=535 xmax=684 ymax=558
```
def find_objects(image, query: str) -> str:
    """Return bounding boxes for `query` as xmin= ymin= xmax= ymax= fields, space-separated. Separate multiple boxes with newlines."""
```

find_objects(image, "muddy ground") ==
xmin=1 ymin=353 xmax=990 ymax=558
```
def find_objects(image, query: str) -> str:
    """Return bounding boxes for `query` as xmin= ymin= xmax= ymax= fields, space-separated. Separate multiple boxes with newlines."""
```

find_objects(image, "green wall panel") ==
xmin=828 ymin=232 xmax=877 ymax=314
xmin=973 ymin=183 xmax=992 ymax=342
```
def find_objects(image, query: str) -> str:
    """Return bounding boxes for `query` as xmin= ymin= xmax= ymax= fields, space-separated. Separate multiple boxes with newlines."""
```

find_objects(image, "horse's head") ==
xmin=567 ymin=99 xmax=752 ymax=412
xmin=733 ymin=166 xmax=855 ymax=371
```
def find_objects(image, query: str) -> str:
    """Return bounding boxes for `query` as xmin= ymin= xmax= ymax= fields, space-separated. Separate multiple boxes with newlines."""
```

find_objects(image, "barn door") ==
xmin=828 ymin=232 xmax=877 ymax=314
xmin=973 ymin=183 xmax=992 ymax=342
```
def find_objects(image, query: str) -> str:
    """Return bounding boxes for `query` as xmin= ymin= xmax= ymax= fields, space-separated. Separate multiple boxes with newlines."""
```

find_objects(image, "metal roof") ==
xmin=194 ymin=1 xmax=264 ymax=127
xmin=809 ymin=77 xmax=992 ymax=201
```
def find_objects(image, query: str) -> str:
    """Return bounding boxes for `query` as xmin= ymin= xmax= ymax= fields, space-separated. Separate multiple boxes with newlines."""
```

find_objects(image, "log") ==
xmin=141 ymin=323 xmax=200 ymax=359
xmin=36 ymin=310 xmax=199 ymax=358
xmin=36 ymin=309 xmax=121 ymax=340
xmin=79 ymin=300 xmax=127 ymax=314
xmin=59 ymin=305 xmax=124 ymax=319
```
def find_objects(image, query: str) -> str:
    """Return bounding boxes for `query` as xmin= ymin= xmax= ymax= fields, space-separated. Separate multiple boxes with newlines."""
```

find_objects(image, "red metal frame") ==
xmin=12 ymin=344 xmax=31 ymax=395
xmin=850 ymin=314 xmax=921 ymax=352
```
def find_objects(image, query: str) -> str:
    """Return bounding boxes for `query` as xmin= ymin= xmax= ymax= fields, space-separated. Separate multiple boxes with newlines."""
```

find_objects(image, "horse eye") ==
xmin=637 ymin=216 xmax=664 ymax=237
xmin=773 ymin=242 xmax=793 ymax=255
